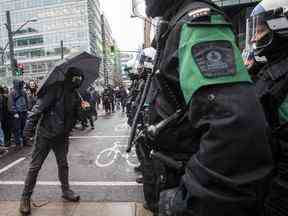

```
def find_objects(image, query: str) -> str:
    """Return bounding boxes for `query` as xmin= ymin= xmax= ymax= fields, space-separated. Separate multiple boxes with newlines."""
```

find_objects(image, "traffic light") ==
xmin=12 ymin=59 xmax=18 ymax=76
xmin=16 ymin=63 xmax=24 ymax=76
xmin=12 ymin=59 xmax=24 ymax=76
xmin=110 ymin=45 xmax=115 ymax=53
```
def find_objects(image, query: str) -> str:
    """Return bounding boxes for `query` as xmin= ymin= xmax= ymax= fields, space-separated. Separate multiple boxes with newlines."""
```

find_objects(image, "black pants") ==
xmin=22 ymin=134 xmax=70 ymax=199
xmin=81 ymin=110 xmax=94 ymax=128
xmin=13 ymin=112 xmax=27 ymax=146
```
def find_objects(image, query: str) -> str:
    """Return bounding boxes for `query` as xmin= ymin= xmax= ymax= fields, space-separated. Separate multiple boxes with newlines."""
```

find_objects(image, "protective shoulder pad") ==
xmin=170 ymin=1 xmax=227 ymax=27
xmin=185 ymin=8 xmax=211 ymax=23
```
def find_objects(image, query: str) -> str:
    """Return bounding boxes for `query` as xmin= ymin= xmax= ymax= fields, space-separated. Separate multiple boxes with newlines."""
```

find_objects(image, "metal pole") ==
xmin=101 ymin=14 xmax=108 ymax=87
xmin=60 ymin=40 xmax=64 ymax=60
xmin=6 ymin=11 xmax=16 ymax=77
xmin=0 ymin=47 xmax=4 ymax=65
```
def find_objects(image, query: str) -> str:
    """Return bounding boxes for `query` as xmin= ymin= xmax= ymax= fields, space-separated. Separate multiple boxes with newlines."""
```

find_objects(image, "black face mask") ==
xmin=71 ymin=76 xmax=83 ymax=89
xmin=145 ymin=0 xmax=178 ymax=18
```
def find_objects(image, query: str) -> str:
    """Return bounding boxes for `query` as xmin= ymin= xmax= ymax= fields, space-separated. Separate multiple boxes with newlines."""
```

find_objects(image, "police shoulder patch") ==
xmin=192 ymin=41 xmax=237 ymax=78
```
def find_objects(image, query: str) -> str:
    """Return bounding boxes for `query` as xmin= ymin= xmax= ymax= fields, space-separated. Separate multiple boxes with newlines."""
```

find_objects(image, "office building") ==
xmin=0 ymin=0 xmax=104 ymax=85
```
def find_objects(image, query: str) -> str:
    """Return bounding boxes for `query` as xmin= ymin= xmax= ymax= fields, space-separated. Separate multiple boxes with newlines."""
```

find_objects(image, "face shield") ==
xmin=247 ymin=14 xmax=273 ymax=54
xmin=246 ymin=7 xmax=288 ymax=56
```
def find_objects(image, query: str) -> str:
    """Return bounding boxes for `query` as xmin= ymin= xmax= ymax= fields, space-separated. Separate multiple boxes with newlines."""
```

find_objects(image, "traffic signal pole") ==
xmin=5 ymin=11 xmax=16 ymax=77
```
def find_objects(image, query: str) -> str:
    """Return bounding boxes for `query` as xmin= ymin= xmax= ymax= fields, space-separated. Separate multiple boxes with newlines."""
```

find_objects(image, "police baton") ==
xmin=146 ymin=109 xmax=182 ymax=140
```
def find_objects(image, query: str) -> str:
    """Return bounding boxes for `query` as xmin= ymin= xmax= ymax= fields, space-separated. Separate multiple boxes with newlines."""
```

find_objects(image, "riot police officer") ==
xmin=248 ymin=0 xmax=288 ymax=215
xmin=138 ymin=0 xmax=273 ymax=215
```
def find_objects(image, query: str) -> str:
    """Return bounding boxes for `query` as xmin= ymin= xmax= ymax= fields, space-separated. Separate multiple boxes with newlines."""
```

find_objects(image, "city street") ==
xmin=0 ymin=111 xmax=151 ymax=215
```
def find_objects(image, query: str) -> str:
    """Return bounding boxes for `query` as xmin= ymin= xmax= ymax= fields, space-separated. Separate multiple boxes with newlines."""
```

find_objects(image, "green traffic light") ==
xmin=15 ymin=68 xmax=22 ymax=76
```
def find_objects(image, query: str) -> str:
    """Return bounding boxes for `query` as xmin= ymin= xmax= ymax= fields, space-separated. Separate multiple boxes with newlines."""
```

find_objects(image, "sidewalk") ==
xmin=0 ymin=201 xmax=153 ymax=216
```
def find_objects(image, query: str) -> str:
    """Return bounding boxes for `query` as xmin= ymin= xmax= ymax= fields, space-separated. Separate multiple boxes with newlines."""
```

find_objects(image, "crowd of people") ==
xmin=102 ymin=85 xmax=128 ymax=114
xmin=0 ymin=79 xmax=128 ymax=155
xmin=0 ymin=80 xmax=38 ymax=151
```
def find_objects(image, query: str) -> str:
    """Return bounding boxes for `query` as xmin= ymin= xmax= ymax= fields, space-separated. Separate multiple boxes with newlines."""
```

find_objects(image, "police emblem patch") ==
xmin=192 ymin=41 xmax=236 ymax=78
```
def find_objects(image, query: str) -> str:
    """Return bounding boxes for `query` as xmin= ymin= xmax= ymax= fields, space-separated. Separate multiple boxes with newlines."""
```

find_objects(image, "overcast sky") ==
xmin=101 ymin=0 xmax=144 ymax=52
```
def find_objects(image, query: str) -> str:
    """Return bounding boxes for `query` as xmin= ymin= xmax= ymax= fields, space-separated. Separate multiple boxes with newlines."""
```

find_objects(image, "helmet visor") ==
xmin=247 ymin=14 xmax=273 ymax=52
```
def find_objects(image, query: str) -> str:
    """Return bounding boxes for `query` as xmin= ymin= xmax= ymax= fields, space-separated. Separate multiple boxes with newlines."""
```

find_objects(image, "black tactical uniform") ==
xmin=248 ymin=2 xmax=288 ymax=216
xmin=140 ymin=0 xmax=273 ymax=215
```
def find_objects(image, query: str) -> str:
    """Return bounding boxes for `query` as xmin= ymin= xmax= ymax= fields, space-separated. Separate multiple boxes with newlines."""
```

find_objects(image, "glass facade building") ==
xmin=0 ymin=0 xmax=103 ymax=84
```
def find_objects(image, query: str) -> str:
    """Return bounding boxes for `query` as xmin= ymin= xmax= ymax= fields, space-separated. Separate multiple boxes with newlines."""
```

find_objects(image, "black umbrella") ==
xmin=37 ymin=52 xmax=101 ymax=96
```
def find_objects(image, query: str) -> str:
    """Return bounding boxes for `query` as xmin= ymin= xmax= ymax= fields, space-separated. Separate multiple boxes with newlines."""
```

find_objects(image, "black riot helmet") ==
xmin=145 ymin=0 xmax=183 ymax=18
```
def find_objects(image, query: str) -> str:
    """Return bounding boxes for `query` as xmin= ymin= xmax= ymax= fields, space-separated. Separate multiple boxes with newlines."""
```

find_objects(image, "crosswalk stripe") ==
xmin=0 ymin=181 xmax=142 ymax=186
xmin=0 ymin=157 xmax=26 ymax=175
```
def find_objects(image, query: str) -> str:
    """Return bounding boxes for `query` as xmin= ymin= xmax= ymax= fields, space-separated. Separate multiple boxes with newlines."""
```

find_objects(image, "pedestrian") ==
xmin=0 ymin=86 xmax=4 ymax=146
xmin=26 ymin=80 xmax=38 ymax=111
xmin=108 ymin=85 xmax=115 ymax=112
xmin=0 ymin=122 xmax=6 ymax=155
xmin=81 ymin=90 xmax=95 ymax=130
xmin=115 ymin=87 xmax=121 ymax=111
xmin=137 ymin=0 xmax=273 ymax=215
xmin=119 ymin=86 xmax=128 ymax=113
xmin=102 ymin=88 xmax=112 ymax=114
xmin=19 ymin=67 xmax=83 ymax=214
xmin=1 ymin=87 xmax=11 ymax=147
xmin=0 ymin=123 xmax=4 ymax=146
xmin=248 ymin=1 xmax=288 ymax=215
xmin=8 ymin=80 xmax=28 ymax=148
xmin=89 ymin=88 xmax=98 ymax=119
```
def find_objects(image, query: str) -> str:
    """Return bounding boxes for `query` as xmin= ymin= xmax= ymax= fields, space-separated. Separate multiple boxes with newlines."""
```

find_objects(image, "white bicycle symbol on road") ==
xmin=95 ymin=141 xmax=139 ymax=168
xmin=114 ymin=122 xmax=129 ymax=132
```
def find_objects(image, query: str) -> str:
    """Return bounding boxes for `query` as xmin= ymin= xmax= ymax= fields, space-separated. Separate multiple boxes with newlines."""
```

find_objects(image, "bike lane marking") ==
xmin=0 ymin=181 xmax=142 ymax=186
xmin=95 ymin=141 xmax=139 ymax=168
xmin=0 ymin=157 xmax=26 ymax=175
xmin=114 ymin=123 xmax=129 ymax=132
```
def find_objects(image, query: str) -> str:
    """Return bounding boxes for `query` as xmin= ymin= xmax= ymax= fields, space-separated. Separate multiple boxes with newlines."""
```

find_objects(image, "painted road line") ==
xmin=0 ymin=157 xmax=26 ymax=175
xmin=0 ymin=181 xmax=142 ymax=186
xmin=70 ymin=136 xmax=129 ymax=139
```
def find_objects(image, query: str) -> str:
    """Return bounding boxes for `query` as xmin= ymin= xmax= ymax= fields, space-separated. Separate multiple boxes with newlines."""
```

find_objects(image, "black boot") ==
xmin=136 ymin=177 xmax=143 ymax=184
xmin=62 ymin=189 xmax=80 ymax=202
xmin=143 ymin=201 xmax=158 ymax=213
xmin=19 ymin=198 xmax=31 ymax=214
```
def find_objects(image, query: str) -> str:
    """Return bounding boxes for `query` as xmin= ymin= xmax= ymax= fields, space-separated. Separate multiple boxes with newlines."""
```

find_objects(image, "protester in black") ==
xmin=19 ymin=68 xmax=83 ymax=214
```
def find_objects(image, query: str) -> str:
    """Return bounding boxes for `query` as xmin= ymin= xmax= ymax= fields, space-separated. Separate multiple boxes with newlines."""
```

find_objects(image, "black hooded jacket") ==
xmin=25 ymin=82 xmax=81 ymax=138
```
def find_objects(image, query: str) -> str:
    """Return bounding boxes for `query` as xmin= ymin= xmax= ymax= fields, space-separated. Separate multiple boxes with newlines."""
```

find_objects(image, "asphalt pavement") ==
xmin=0 ymin=110 xmax=150 ymax=215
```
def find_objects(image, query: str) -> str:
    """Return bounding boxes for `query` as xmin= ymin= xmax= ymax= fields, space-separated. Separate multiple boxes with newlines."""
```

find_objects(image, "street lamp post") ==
xmin=4 ymin=10 xmax=37 ymax=77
